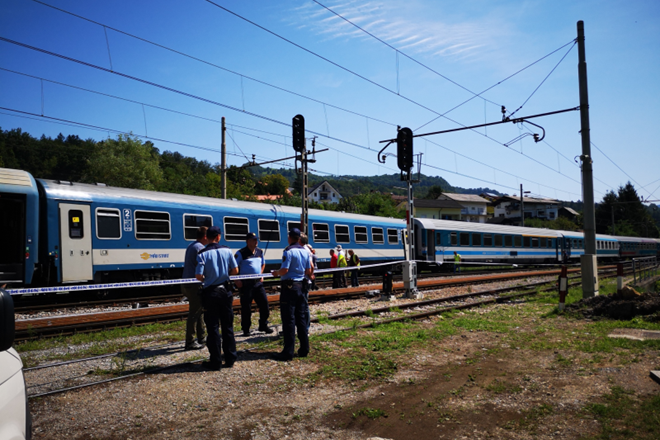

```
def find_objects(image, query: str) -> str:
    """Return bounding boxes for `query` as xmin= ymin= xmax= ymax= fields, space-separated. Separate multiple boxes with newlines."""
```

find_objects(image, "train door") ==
xmin=435 ymin=231 xmax=444 ymax=263
xmin=0 ymin=194 xmax=26 ymax=284
xmin=59 ymin=203 xmax=93 ymax=282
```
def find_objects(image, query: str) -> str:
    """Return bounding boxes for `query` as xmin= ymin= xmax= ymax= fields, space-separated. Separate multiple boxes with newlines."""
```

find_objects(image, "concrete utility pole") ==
xmin=221 ymin=117 xmax=227 ymax=199
xmin=520 ymin=184 xmax=530 ymax=226
xmin=577 ymin=20 xmax=599 ymax=297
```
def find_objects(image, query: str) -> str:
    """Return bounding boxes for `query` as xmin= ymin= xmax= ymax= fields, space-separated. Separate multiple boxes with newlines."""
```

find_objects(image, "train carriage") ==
xmin=414 ymin=218 xmax=562 ymax=265
xmin=1 ymin=168 xmax=406 ymax=287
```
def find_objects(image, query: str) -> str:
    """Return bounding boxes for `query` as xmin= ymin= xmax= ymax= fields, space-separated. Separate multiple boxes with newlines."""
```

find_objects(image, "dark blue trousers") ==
xmin=351 ymin=269 xmax=359 ymax=287
xmin=280 ymin=282 xmax=309 ymax=359
xmin=201 ymin=285 xmax=237 ymax=366
xmin=239 ymin=281 xmax=270 ymax=331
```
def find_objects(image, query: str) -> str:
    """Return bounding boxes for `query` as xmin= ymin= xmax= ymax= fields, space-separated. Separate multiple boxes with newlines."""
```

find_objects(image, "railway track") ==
xmin=14 ymin=266 xmax=619 ymax=341
xmin=13 ymin=264 xmax=581 ymax=313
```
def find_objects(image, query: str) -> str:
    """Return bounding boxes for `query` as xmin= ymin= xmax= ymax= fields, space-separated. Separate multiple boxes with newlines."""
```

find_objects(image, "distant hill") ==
xmin=249 ymin=165 xmax=504 ymax=198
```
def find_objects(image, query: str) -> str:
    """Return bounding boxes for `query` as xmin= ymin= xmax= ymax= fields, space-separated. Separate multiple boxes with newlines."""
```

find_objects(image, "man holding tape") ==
xmin=195 ymin=226 xmax=239 ymax=370
xmin=271 ymin=228 xmax=313 ymax=361
xmin=234 ymin=232 xmax=273 ymax=336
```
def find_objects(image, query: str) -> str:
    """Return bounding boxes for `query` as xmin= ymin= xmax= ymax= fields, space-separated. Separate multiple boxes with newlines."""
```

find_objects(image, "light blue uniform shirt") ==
xmin=234 ymin=247 xmax=265 ymax=276
xmin=182 ymin=241 xmax=205 ymax=278
xmin=196 ymin=246 xmax=238 ymax=288
xmin=280 ymin=244 xmax=311 ymax=281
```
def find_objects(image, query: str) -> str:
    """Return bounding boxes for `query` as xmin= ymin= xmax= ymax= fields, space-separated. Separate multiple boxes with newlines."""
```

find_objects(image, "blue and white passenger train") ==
xmin=1 ymin=167 xmax=659 ymax=288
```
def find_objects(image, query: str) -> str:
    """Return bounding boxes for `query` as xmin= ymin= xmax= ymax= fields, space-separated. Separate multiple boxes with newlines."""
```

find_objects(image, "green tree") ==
xmin=423 ymin=185 xmax=444 ymax=199
xmin=257 ymin=174 xmax=290 ymax=195
xmin=595 ymin=182 xmax=659 ymax=237
xmin=84 ymin=134 xmax=163 ymax=190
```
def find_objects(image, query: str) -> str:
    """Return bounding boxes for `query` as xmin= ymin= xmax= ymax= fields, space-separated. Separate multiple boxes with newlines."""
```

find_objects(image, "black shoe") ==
xmin=201 ymin=361 xmax=221 ymax=371
xmin=223 ymin=361 xmax=235 ymax=369
xmin=259 ymin=325 xmax=274 ymax=334
xmin=242 ymin=330 xmax=251 ymax=337
xmin=297 ymin=350 xmax=309 ymax=358
xmin=185 ymin=341 xmax=204 ymax=351
xmin=271 ymin=353 xmax=292 ymax=362
xmin=198 ymin=337 xmax=206 ymax=345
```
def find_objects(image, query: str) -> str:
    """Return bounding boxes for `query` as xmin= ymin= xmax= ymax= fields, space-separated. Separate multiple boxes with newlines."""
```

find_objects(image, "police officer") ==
xmin=182 ymin=226 xmax=208 ymax=351
xmin=270 ymin=228 xmax=312 ymax=361
xmin=195 ymin=226 xmax=239 ymax=370
xmin=235 ymin=232 xmax=273 ymax=336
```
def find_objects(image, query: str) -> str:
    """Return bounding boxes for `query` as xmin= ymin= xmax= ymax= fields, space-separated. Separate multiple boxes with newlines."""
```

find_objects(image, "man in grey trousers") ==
xmin=182 ymin=226 xmax=209 ymax=350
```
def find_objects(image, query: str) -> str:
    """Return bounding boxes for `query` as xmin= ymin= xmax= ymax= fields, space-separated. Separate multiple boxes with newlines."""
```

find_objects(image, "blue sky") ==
xmin=1 ymin=0 xmax=658 ymax=202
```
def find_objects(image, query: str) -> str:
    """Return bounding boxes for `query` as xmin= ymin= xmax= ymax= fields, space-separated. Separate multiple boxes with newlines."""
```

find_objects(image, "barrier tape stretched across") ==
xmin=6 ymin=258 xmax=583 ymax=296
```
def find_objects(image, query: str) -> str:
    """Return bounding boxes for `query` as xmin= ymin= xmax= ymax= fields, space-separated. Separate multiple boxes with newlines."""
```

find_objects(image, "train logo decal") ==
xmin=123 ymin=209 xmax=133 ymax=232
xmin=140 ymin=252 xmax=171 ymax=261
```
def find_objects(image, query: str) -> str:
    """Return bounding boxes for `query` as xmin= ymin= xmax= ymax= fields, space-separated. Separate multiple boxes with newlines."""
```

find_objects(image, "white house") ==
xmin=493 ymin=195 xmax=561 ymax=224
xmin=437 ymin=193 xmax=490 ymax=223
xmin=308 ymin=180 xmax=343 ymax=204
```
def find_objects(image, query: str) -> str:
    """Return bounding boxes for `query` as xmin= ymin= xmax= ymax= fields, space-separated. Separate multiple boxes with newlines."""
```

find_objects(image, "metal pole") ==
xmin=577 ymin=20 xmax=599 ymax=297
xmin=221 ymin=116 xmax=227 ymax=199
xmin=300 ymin=145 xmax=309 ymax=236
xmin=520 ymin=184 xmax=524 ymax=227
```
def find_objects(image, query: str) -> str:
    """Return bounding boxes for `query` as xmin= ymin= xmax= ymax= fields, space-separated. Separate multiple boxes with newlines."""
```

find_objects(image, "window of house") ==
xmin=135 ymin=210 xmax=171 ymax=240
xmin=258 ymin=219 xmax=280 ymax=242
xmin=355 ymin=226 xmax=368 ymax=243
xmin=312 ymin=223 xmax=330 ymax=243
xmin=97 ymin=208 xmax=121 ymax=239
xmin=335 ymin=225 xmax=350 ymax=243
xmin=223 ymin=217 xmax=249 ymax=241
xmin=183 ymin=214 xmax=212 ymax=240
xmin=372 ymin=227 xmax=384 ymax=244
xmin=387 ymin=228 xmax=399 ymax=244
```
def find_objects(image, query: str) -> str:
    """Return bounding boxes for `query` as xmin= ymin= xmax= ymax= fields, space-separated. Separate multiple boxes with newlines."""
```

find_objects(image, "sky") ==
xmin=0 ymin=0 xmax=659 ymax=203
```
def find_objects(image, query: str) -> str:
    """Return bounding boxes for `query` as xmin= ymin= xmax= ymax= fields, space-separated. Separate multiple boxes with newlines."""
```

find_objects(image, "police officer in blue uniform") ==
xmin=195 ymin=226 xmax=239 ymax=370
xmin=270 ymin=228 xmax=313 ymax=361
xmin=235 ymin=232 xmax=273 ymax=336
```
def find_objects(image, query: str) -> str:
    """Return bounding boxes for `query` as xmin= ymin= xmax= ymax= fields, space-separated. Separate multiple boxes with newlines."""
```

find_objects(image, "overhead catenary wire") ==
xmin=29 ymin=0 xmax=396 ymax=128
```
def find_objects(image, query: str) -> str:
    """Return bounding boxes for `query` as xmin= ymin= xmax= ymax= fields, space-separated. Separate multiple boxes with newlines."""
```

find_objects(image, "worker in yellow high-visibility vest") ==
xmin=453 ymin=251 xmax=462 ymax=274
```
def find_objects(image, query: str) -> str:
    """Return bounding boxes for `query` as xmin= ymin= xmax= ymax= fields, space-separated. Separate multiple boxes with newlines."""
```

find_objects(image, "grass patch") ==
xmin=583 ymin=386 xmax=660 ymax=439
xmin=352 ymin=407 xmax=387 ymax=420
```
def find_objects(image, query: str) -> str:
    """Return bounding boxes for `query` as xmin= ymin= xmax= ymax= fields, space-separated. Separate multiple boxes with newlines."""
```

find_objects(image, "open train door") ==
xmin=59 ymin=203 xmax=93 ymax=282
xmin=0 ymin=194 xmax=26 ymax=284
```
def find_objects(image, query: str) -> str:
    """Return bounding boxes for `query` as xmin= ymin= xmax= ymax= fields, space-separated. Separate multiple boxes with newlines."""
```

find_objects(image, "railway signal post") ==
xmin=397 ymin=127 xmax=421 ymax=299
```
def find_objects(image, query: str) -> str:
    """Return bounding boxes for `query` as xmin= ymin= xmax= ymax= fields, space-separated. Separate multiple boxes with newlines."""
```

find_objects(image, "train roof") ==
xmin=414 ymin=218 xmax=561 ymax=237
xmin=37 ymin=179 xmax=406 ymax=226
xmin=0 ymin=167 xmax=38 ymax=195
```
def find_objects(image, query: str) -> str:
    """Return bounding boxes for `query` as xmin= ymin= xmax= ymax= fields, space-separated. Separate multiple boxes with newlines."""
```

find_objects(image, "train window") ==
xmin=494 ymin=235 xmax=502 ymax=247
xmin=387 ymin=228 xmax=399 ymax=244
xmin=523 ymin=236 xmax=531 ymax=248
xmin=540 ymin=237 xmax=547 ymax=248
xmin=287 ymin=221 xmax=301 ymax=233
xmin=312 ymin=223 xmax=330 ymax=243
xmin=484 ymin=234 xmax=492 ymax=246
xmin=183 ymin=214 xmax=213 ymax=240
xmin=473 ymin=234 xmax=482 ymax=246
xmin=335 ymin=225 xmax=350 ymax=243
xmin=459 ymin=233 xmax=470 ymax=246
xmin=436 ymin=233 xmax=442 ymax=246
xmin=258 ymin=219 xmax=280 ymax=242
xmin=450 ymin=232 xmax=457 ymax=246
xmin=223 ymin=217 xmax=249 ymax=241
xmin=135 ymin=210 xmax=171 ymax=240
xmin=532 ymin=237 xmax=539 ymax=248
xmin=96 ymin=208 xmax=121 ymax=239
xmin=354 ymin=226 xmax=368 ymax=243
xmin=372 ymin=227 xmax=384 ymax=244
xmin=514 ymin=236 xmax=522 ymax=247
xmin=68 ymin=209 xmax=84 ymax=239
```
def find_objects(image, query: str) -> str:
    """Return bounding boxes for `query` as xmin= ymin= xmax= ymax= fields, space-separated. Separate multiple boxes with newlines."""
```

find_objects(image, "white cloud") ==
xmin=289 ymin=0 xmax=502 ymax=62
